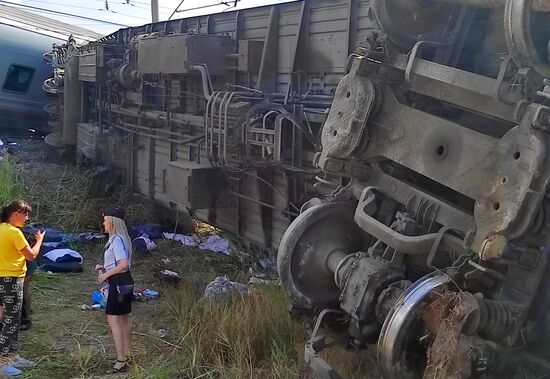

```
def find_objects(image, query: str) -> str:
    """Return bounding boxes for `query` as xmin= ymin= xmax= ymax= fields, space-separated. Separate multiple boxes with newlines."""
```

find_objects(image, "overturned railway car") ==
xmin=49 ymin=0 xmax=550 ymax=377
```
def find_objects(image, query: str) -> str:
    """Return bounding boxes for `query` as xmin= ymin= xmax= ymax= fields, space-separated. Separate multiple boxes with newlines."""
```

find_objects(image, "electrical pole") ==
xmin=151 ymin=0 xmax=159 ymax=22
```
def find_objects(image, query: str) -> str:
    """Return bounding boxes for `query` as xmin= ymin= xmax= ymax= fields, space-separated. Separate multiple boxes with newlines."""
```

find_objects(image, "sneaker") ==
xmin=8 ymin=355 xmax=35 ymax=369
xmin=0 ymin=364 xmax=22 ymax=376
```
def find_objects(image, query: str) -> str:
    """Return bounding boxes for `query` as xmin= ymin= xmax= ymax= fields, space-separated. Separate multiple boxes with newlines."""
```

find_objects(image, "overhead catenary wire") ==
xmin=117 ymin=1 xmax=149 ymax=11
xmin=168 ymin=0 xmax=185 ymax=20
xmin=22 ymin=0 xmax=154 ymax=20
xmin=0 ymin=1 xmax=130 ymax=27
xmin=114 ymin=0 xmax=173 ymax=10
xmin=175 ymin=1 xmax=234 ymax=14
xmin=0 ymin=6 xmax=104 ymax=41
xmin=7 ymin=0 xmax=118 ymax=12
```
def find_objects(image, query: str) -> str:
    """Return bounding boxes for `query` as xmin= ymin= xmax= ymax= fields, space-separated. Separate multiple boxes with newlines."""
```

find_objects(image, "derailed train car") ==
xmin=47 ymin=0 xmax=550 ymax=377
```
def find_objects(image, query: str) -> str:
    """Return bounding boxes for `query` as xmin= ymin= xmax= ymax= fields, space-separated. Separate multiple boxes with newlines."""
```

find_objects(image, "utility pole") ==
xmin=151 ymin=0 xmax=159 ymax=22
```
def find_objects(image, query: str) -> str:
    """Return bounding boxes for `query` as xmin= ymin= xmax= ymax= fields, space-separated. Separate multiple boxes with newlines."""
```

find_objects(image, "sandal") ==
xmin=111 ymin=359 xmax=128 ymax=373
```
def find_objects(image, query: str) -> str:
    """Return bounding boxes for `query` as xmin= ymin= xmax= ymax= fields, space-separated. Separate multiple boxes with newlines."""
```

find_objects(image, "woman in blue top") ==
xmin=95 ymin=206 xmax=133 ymax=373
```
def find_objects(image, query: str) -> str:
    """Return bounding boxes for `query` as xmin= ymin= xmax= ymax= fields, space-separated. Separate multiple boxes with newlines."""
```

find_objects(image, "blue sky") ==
xmin=1 ymin=0 xmax=295 ymax=35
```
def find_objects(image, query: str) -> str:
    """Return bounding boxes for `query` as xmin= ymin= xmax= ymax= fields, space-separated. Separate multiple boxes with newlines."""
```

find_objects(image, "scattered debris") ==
xmin=198 ymin=235 xmax=230 ymax=255
xmin=159 ymin=269 xmax=180 ymax=284
xmin=133 ymin=236 xmax=157 ymax=251
xmin=248 ymin=276 xmax=280 ymax=286
xmin=154 ymin=329 xmax=167 ymax=338
xmin=134 ymin=288 xmax=160 ymax=301
xmin=43 ymin=248 xmax=83 ymax=263
xmin=24 ymin=225 xmax=104 ymax=248
xmin=423 ymin=287 xmax=474 ymax=379
xmin=91 ymin=289 xmax=107 ymax=309
xmin=163 ymin=232 xmax=231 ymax=255
xmin=129 ymin=223 xmax=165 ymax=239
xmin=258 ymin=257 xmax=275 ymax=272
xmin=248 ymin=257 xmax=278 ymax=286
xmin=203 ymin=275 xmax=250 ymax=299
xmin=38 ymin=247 xmax=84 ymax=273
xmin=160 ymin=269 xmax=179 ymax=277
xmin=163 ymin=232 xmax=198 ymax=246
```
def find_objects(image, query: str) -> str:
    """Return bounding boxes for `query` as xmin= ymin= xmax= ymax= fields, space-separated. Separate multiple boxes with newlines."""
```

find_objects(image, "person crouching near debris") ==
xmin=95 ymin=206 xmax=134 ymax=373
xmin=0 ymin=200 xmax=44 ymax=376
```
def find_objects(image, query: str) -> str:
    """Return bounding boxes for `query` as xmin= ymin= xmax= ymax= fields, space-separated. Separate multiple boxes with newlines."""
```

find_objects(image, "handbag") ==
xmin=116 ymin=273 xmax=134 ymax=296
xmin=111 ymin=235 xmax=134 ymax=297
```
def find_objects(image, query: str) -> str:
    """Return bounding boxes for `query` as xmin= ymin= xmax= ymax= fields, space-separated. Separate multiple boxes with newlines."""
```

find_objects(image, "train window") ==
xmin=2 ymin=64 xmax=35 ymax=94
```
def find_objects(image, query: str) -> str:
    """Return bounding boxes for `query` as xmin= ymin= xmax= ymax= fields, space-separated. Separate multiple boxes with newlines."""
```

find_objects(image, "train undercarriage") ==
xmin=45 ymin=0 xmax=550 ymax=377
xmin=277 ymin=0 xmax=550 ymax=377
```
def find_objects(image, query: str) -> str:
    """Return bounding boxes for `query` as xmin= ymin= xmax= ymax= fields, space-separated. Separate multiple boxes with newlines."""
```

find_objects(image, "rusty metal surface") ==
xmin=319 ymin=60 xmax=377 ymax=160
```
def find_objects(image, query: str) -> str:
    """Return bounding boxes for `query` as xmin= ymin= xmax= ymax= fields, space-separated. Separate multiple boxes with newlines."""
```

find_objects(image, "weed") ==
xmin=73 ymin=339 xmax=93 ymax=373
xmin=0 ymin=157 xmax=23 ymax=205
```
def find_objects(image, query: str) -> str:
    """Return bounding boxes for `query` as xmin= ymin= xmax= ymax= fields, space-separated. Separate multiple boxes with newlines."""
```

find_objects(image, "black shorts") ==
xmin=105 ymin=271 xmax=133 ymax=316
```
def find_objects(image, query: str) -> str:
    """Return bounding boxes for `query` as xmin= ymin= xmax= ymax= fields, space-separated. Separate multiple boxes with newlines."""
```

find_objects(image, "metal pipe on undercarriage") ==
xmin=353 ymin=186 xmax=467 ymax=256
xmin=430 ymin=0 xmax=550 ymax=12
xmin=189 ymin=65 xmax=212 ymax=101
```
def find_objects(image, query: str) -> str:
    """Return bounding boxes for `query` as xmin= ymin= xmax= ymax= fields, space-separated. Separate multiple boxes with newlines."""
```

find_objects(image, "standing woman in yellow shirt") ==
xmin=0 ymin=200 xmax=44 ymax=376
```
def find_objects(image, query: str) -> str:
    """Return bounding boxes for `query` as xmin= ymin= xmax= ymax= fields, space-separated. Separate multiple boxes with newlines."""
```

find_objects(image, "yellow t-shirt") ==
xmin=0 ymin=223 xmax=29 ymax=277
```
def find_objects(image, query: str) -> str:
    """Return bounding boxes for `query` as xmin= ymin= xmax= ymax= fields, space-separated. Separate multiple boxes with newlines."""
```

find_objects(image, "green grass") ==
xmin=163 ymin=284 xmax=307 ymax=379
xmin=0 ymin=157 xmax=23 ymax=206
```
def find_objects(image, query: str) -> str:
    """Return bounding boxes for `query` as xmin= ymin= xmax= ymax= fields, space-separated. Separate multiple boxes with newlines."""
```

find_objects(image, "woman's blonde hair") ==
xmin=106 ymin=216 xmax=132 ymax=264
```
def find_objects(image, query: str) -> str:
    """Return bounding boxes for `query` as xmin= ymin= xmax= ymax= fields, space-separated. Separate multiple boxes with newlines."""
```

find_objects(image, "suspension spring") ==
xmin=477 ymin=299 xmax=519 ymax=339
xmin=525 ymin=197 xmax=547 ymax=237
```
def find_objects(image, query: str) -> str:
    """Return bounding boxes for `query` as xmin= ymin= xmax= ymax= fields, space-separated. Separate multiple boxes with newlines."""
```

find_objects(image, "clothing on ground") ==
xmin=203 ymin=275 xmax=250 ymax=298
xmin=43 ymin=248 xmax=83 ymax=263
xmin=133 ymin=236 xmax=156 ymax=251
xmin=163 ymin=233 xmax=231 ymax=255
